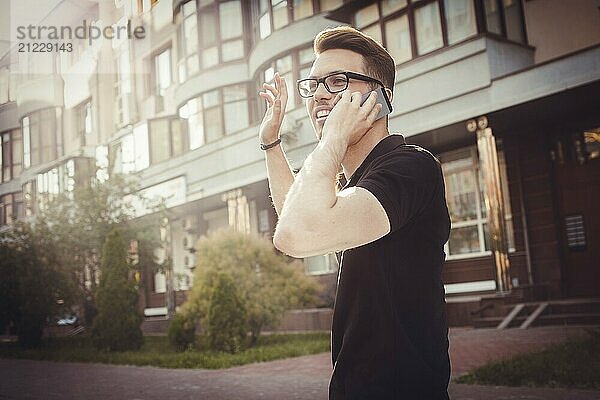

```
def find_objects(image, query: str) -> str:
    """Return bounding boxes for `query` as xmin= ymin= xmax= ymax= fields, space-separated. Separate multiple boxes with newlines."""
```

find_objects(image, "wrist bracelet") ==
xmin=260 ymin=138 xmax=281 ymax=150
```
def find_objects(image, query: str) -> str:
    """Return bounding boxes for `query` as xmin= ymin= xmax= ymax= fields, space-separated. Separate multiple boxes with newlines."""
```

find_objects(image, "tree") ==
xmin=183 ymin=229 xmax=321 ymax=345
xmin=167 ymin=312 xmax=197 ymax=352
xmin=207 ymin=273 xmax=248 ymax=353
xmin=32 ymin=174 xmax=153 ymax=326
xmin=91 ymin=229 xmax=143 ymax=351
xmin=0 ymin=222 xmax=73 ymax=348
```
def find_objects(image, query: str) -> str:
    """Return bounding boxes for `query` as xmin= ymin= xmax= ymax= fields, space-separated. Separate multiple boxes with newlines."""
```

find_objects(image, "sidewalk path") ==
xmin=0 ymin=325 xmax=598 ymax=400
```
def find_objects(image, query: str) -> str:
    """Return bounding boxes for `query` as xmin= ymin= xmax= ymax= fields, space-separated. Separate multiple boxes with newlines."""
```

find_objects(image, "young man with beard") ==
xmin=258 ymin=26 xmax=451 ymax=399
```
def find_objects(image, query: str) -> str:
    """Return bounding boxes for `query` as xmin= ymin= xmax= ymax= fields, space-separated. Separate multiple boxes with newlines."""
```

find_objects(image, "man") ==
xmin=258 ymin=26 xmax=451 ymax=399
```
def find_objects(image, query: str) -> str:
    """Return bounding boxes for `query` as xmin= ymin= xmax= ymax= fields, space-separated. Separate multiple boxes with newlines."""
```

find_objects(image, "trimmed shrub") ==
xmin=183 ymin=229 xmax=321 ymax=345
xmin=167 ymin=313 xmax=197 ymax=352
xmin=91 ymin=229 xmax=143 ymax=351
xmin=207 ymin=273 xmax=248 ymax=353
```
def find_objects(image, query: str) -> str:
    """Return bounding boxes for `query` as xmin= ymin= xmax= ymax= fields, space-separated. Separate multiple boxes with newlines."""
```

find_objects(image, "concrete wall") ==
xmin=523 ymin=0 xmax=600 ymax=63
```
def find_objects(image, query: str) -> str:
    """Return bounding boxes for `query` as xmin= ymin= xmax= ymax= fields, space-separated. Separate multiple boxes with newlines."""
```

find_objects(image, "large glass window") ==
xmin=109 ymin=129 xmax=149 ymax=174
xmin=352 ymin=0 xmax=524 ymax=66
xmin=179 ymin=84 xmax=250 ymax=147
xmin=36 ymin=162 xmax=70 ymax=211
xmin=22 ymin=108 xmax=62 ymax=169
xmin=178 ymin=0 xmax=199 ymax=82
xmin=384 ymin=14 xmax=411 ymax=64
xmin=223 ymin=85 xmax=249 ymax=134
xmin=444 ymin=0 xmax=477 ymax=45
xmin=0 ymin=67 xmax=11 ymax=105
xmin=483 ymin=0 xmax=502 ymax=35
xmin=75 ymin=99 xmax=93 ymax=146
xmin=259 ymin=47 xmax=314 ymax=113
xmin=0 ymin=192 xmax=23 ymax=226
xmin=414 ymin=2 xmax=444 ymax=55
xmin=114 ymin=42 xmax=134 ymax=127
xmin=149 ymin=118 xmax=187 ymax=164
xmin=483 ymin=0 xmax=525 ymax=43
xmin=177 ymin=0 xmax=244 ymax=80
xmin=1 ymin=129 xmax=22 ymax=182
xmin=502 ymin=0 xmax=525 ymax=43
xmin=257 ymin=0 xmax=316 ymax=40
xmin=441 ymin=147 xmax=515 ymax=259
xmin=153 ymin=48 xmax=172 ymax=100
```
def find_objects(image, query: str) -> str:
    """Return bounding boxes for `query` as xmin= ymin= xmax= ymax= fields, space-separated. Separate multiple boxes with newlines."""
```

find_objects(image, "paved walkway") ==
xmin=0 ymin=325 xmax=598 ymax=400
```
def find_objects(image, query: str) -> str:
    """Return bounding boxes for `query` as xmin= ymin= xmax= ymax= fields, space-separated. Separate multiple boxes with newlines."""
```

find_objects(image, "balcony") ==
xmin=16 ymin=75 xmax=64 ymax=119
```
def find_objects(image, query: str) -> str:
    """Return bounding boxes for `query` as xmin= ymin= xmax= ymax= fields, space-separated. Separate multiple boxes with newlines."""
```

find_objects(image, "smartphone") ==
xmin=360 ymin=87 xmax=392 ymax=121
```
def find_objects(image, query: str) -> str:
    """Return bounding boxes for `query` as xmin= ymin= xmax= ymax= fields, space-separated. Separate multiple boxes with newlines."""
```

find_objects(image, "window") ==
xmin=179 ymin=84 xmax=250 ymax=147
xmin=304 ymin=253 xmax=339 ymax=275
xmin=0 ymin=67 xmax=12 ymax=105
xmin=35 ymin=160 xmax=82 ymax=208
xmin=441 ymin=147 xmax=515 ymax=259
xmin=152 ymin=48 xmax=172 ymax=110
xmin=114 ymin=42 xmax=134 ymax=127
xmin=137 ymin=0 xmax=160 ymax=14
xmin=149 ymin=117 xmax=187 ymax=164
xmin=320 ymin=0 xmax=343 ymax=11
xmin=36 ymin=162 xmax=74 ymax=211
xmin=109 ymin=129 xmax=149 ymax=174
xmin=0 ymin=192 xmax=23 ymax=226
xmin=502 ymin=0 xmax=525 ymax=43
xmin=414 ymin=2 xmax=444 ymax=55
xmin=177 ymin=0 xmax=244 ymax=79
xmin=352 ymin=0 xmax=522 ymax=66
xmin=1 ymin=129 xmax=23 ymax=182
xmin=177 ymin=1 xmax=199 ymax=82
xmin=223 ymin=85 xmax=249 ymax=134
xmin=257 ymin=0 xmax=316 ymax=40
xmin=258 ymin=47 xmax=314 ymax=113
xmin=483 ymin=0 xmax=525 ymax=43
xmin=75 ymin=100 xmax=93 ymax=145
xmin=444 ymin=0 xmax=477 ymax=45
xmin=218 ymin=1 xmax=244 ymax=62
xmin=22 ymin=108 xmax=62 ymax=169
xmin=384 ymin=14 xmax=411 ymax=64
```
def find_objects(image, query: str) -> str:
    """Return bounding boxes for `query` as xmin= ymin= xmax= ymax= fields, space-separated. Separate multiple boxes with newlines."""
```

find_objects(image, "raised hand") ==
xmin=258 ymin=73 xmax=288 ymax=145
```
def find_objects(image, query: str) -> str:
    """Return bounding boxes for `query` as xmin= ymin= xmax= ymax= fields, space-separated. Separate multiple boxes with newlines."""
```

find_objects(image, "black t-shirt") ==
xmin=329 ymin=134 xmax=451 ymax=400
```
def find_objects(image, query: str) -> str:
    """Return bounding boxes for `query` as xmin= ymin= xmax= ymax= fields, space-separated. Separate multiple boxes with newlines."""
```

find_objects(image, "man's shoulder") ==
xmin=370 ymin=139 xmax=440 ymax=171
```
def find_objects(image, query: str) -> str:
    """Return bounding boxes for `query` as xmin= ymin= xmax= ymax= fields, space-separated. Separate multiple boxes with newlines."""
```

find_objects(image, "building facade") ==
xmin=1 ymin=0 xmax=598 ymax=325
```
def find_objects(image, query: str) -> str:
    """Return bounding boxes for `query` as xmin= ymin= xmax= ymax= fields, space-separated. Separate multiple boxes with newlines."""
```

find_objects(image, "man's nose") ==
xmin=313 ymin=81 xmax=333 ymax=102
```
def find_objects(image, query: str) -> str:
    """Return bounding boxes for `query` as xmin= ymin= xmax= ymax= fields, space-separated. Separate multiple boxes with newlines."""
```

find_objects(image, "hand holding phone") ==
xmin=360 ymin=87 xmax=392 ymax=121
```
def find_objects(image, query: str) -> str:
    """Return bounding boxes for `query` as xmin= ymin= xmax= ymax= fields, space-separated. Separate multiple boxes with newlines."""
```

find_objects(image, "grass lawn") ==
xmin=0 ymin=332 xmax=330 ymax=369
xmin=454 ymin=329 xmax=600 ymax=390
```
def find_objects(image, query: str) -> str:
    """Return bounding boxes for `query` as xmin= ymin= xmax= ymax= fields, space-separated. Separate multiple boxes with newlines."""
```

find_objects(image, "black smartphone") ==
xmin=360 ymin=87 xmax=392 ymax=121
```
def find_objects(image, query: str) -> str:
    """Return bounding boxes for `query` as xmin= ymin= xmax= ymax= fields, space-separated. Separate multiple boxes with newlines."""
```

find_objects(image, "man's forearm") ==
xmin=265 ymin=146 xmax=295 ymax=216
xmin=278 ymin=138 xmax=345 ymax=226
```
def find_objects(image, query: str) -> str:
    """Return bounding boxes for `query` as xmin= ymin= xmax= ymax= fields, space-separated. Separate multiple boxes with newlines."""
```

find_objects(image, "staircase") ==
xmin=472 ymin=297 xmax=600 ymax=329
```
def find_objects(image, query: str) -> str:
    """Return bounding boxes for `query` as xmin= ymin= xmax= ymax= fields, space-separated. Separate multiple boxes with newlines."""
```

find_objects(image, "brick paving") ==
xmin=0 ymin=325 xmax=598 ymax=400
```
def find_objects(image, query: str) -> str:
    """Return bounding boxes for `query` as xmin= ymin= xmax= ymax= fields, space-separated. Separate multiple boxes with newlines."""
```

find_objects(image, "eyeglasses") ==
xmin=297 ymin=71 xmax=385 ymax=98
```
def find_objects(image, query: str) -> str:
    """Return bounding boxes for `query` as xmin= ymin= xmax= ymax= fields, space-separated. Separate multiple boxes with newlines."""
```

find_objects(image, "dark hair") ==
xmin=314 ymin=25 xmax=396 ymax=91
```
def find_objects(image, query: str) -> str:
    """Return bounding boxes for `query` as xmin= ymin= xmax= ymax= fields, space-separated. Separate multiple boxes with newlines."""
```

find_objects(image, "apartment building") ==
xmin=1 ymin=0 xmax=598 ymax=325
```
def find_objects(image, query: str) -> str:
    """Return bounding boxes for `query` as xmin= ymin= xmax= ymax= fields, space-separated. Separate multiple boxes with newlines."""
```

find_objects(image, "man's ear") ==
xmin=385 ymin=87 xmax=393 ymax=102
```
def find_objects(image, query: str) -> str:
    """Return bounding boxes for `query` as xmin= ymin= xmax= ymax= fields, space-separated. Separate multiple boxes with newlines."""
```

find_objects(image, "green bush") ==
xmin=183 ymin=229 xmax=321 ymax=345
xmin=207 ymin=273 xmax=248 ymax=353
xmin=167 ymin=313 xmax=197 ymax=352
xmin=0 ymin=222 xmax=73 ymax=348
xmin=91 ymin=229 xmax=143 ymax=351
